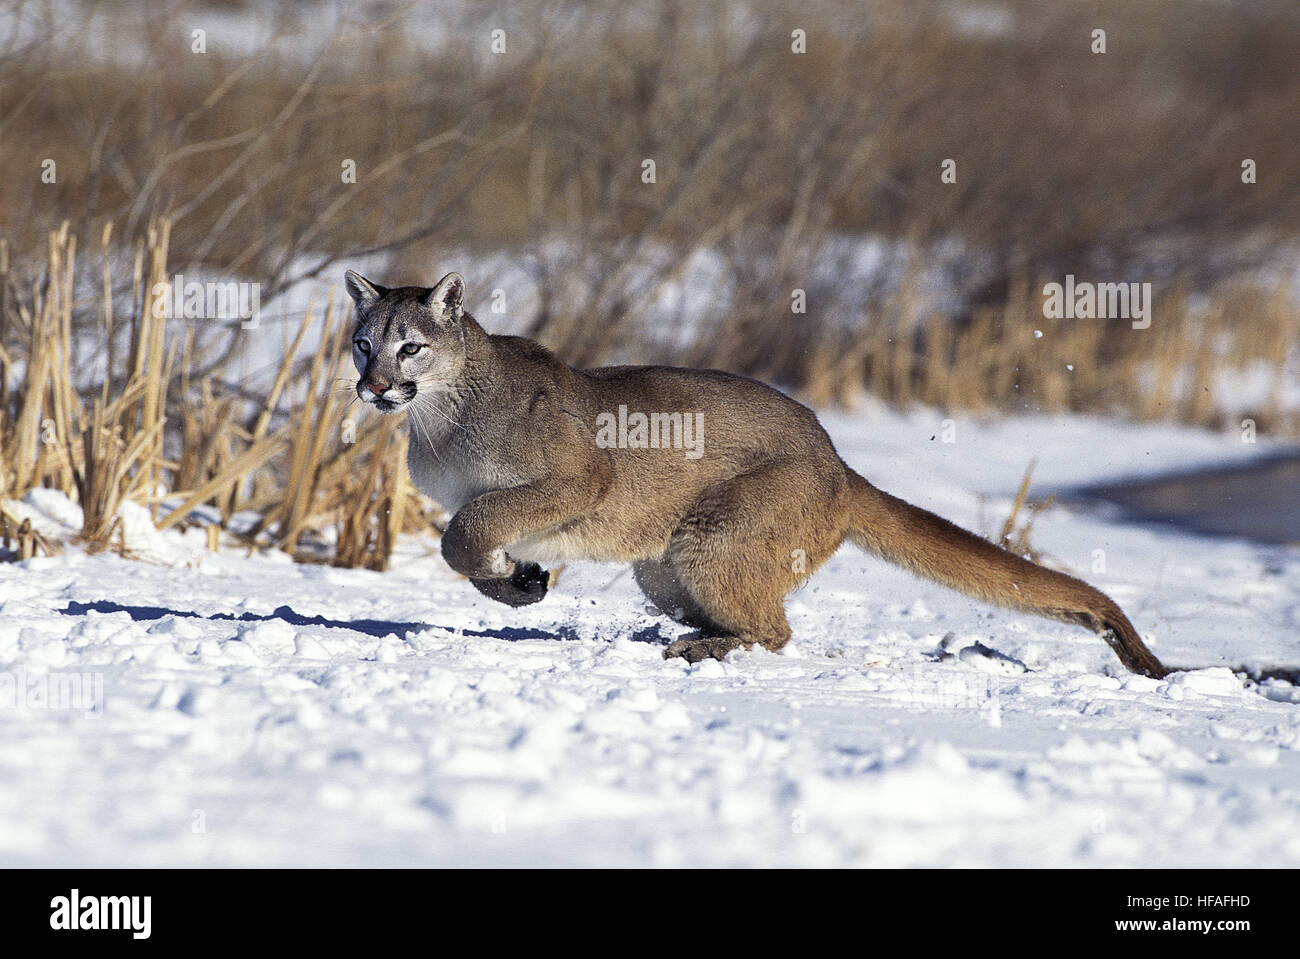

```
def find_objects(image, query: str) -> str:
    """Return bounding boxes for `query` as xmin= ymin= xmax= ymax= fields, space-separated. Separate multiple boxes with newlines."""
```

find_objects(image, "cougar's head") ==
xmin=344 ymin=270 xmax=468 ymax=413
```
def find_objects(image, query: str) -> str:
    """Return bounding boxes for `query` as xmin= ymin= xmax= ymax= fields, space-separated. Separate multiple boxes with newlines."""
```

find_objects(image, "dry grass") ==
xmin=975 ymin=459 xmax=1058 ymax=570
xmin=0 ymin=222 xmax=166 ymax=553
xmin=0 ymin=503 xmax=60 ymax=560
xmin=804 ymin=271 xmax=1299 ymax=436
xmin=3 ymin=7 xmax=1297 ymax=273
xmin=0 ymin=0 xmax=1297 ymax=568
xmin=0 ymin=221 xmax=425 ymax=567
xmin=5 ymin=0 xmax=1293 ymax=432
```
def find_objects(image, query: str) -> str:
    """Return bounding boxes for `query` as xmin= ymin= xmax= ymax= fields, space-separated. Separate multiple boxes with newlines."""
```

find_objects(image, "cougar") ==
xmin=344 ymin=269 xmax=1167 ymax=678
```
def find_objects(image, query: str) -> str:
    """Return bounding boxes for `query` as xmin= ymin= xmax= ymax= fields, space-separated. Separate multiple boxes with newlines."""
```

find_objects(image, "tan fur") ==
xmin=345 ymin=270 xmax=1168 ymax=678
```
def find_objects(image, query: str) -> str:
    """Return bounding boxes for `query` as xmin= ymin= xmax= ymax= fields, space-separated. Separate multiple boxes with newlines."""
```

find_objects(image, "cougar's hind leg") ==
xmin=662 ymin=460 xmax=845 ymax=663
xmin=633 ymin=559 xmax=723 ymax=631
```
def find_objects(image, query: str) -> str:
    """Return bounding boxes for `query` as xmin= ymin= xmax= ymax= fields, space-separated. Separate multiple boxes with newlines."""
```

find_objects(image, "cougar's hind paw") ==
xmin=470 ymin=561 xmax=550 ymax=607
xmin=663 ymin=635 xmax=744 ymax=664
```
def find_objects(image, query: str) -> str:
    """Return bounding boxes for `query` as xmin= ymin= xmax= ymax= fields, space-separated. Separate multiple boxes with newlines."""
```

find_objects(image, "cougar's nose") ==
xmin=366 ymin=380 xmax=390 ymax=396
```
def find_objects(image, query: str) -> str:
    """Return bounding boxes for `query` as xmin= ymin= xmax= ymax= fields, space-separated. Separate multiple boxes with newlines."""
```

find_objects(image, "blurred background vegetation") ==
xmin=1 ymin=0 xmax=1297 ymax=564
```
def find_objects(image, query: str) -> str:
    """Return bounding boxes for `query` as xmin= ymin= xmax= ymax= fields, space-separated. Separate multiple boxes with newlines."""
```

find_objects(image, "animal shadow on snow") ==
xmin=59 ymin=599 xmax=580 ymax=644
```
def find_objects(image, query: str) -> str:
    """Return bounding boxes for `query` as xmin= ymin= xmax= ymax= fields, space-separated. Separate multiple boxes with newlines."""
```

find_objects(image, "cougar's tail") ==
xmin=844 ymin=470 xmax=1167 ymax=678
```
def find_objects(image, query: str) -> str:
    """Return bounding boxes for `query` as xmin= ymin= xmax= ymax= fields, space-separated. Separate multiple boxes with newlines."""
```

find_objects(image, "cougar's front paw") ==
xmin=441 ymin=523 xmax=514 ymax=579
xmin=470 ymin=561 xmax=550 ymax=607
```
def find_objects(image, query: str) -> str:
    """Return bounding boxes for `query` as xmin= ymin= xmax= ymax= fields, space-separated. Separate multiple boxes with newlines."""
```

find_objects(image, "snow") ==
xmin=1 ymin=404 xmax=1298 ymax=867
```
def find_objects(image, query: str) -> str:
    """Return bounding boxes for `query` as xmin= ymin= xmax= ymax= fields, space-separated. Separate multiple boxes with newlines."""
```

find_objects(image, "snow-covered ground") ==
xmin=1 ymin=403 xmax=1298 ymax=867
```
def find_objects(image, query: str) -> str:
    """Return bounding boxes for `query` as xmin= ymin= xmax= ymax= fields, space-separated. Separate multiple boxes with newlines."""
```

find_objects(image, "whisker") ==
xmin=413 ymin=384 xmax=468 ymax=436
xmin=406 ymin=403 xmax=441 ymax=463
xmin=418 ymin=400 xmax=465 ymax=437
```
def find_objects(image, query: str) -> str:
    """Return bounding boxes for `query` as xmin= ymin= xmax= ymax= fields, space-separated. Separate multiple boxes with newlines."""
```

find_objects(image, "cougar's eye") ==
xmin=399 ymin=343 xmax=424 ymax=356
xmin=354 ymin=339 xmax=370 ymax=355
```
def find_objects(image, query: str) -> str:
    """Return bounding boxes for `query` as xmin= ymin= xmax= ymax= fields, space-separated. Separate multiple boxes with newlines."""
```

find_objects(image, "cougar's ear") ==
xmin=344 ymin=270 xmax=385 ymax=309
xmin=422 ymin=272 xmax=465 ymax=319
